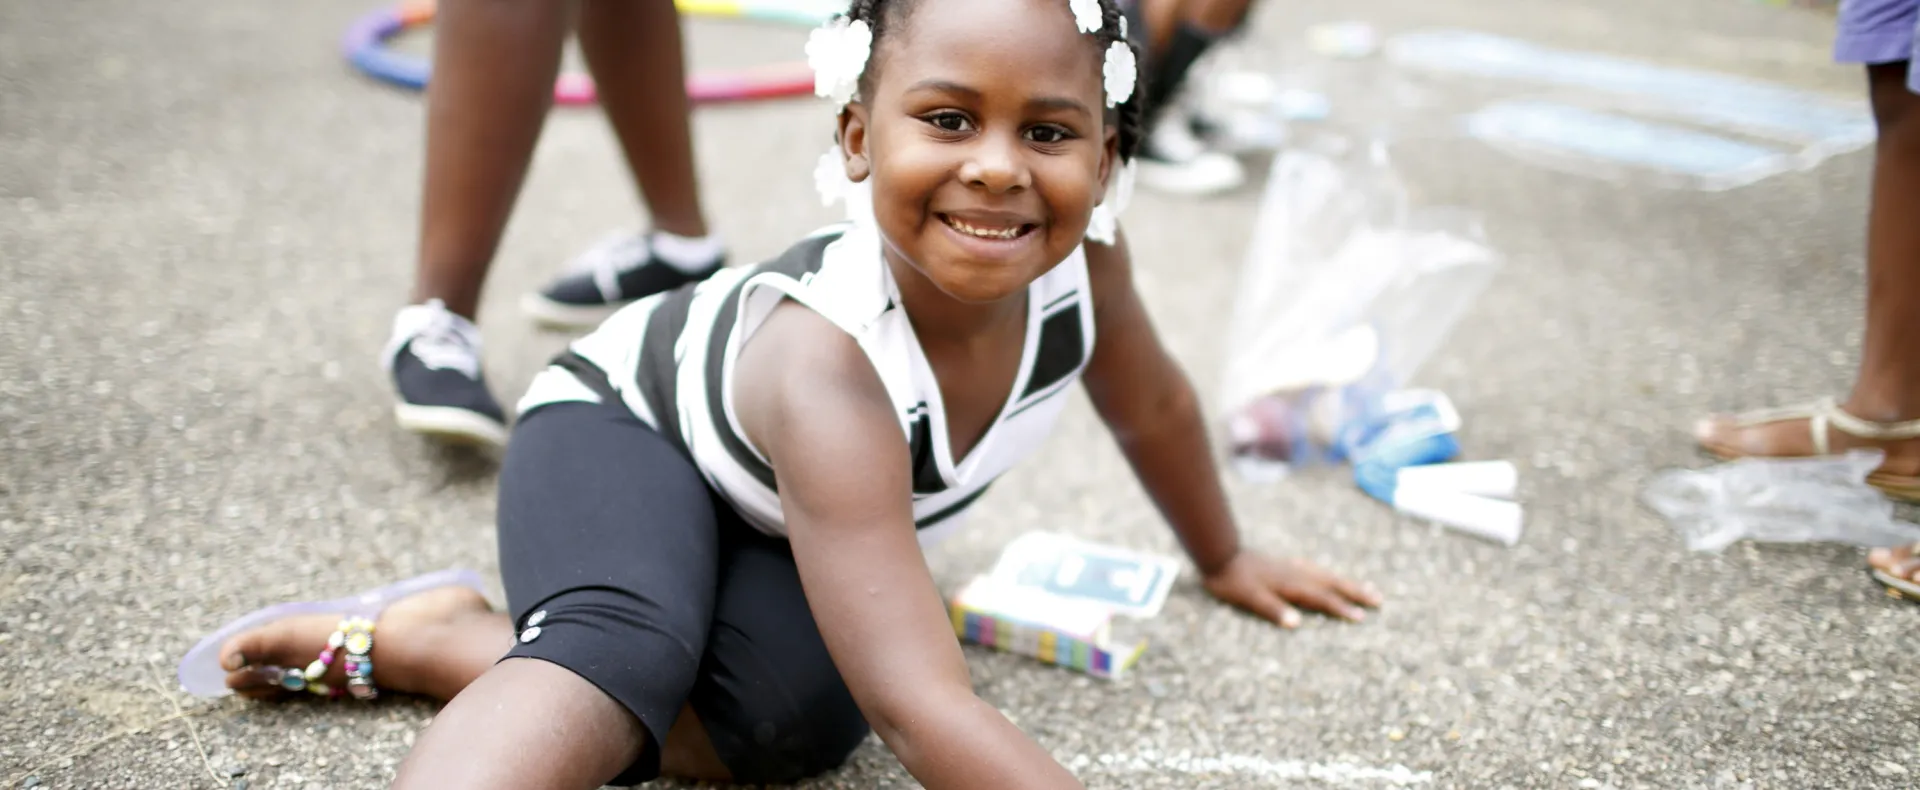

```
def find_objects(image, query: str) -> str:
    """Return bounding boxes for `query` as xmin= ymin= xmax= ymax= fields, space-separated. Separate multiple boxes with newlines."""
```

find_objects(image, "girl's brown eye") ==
xmin=926 ymin=112 xmax=971 ymax=132
xmin=1027 ymin=125 xmax=1071 ymax=144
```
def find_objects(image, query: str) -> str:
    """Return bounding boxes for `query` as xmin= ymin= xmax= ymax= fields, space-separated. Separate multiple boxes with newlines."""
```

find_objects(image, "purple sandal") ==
xmin=176 ymin=568 xmax=488 ymax=699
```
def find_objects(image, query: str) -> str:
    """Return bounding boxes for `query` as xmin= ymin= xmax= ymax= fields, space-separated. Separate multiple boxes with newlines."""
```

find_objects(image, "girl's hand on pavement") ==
xmin=1201 ymin=550 xmax=1382 ymax=628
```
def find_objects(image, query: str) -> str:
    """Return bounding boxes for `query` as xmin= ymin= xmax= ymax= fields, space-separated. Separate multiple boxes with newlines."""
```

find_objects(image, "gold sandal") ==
xmin=1697 ymin=398 xmax=1920 ymax=502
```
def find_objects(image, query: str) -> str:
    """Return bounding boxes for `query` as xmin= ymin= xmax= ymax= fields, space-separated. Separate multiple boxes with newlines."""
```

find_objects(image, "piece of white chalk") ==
xmin=1392 ymin=485 xmax=1523 ymax=546
xmin=1396 ymin=460 xmax=1518 ymax=500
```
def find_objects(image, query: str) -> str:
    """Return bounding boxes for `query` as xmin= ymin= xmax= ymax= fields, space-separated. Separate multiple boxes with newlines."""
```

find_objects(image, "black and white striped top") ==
xmin=518 ymin=222 xmax=1097 ymax=544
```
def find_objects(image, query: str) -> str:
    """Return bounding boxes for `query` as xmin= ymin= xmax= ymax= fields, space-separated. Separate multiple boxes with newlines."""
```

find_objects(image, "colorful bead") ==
xmin=347 ymin=676 xmax=377 ymax=701
xmin=327 ymin=616 xmax=378 ymax=701
xmin=266 ymin=619 xmax=377 ymax=702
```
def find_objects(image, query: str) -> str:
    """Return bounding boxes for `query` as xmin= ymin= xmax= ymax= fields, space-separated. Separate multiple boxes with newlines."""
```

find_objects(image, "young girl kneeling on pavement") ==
xmin=178 ymin=0 xmax=1381 ymax=786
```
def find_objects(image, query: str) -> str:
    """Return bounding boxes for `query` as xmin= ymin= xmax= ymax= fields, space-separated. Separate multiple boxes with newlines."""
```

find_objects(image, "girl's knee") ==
xmin=734 ymin=701 xmax=870 ymax=782
xmin=707 ymin=674 xmax=870 ymax=782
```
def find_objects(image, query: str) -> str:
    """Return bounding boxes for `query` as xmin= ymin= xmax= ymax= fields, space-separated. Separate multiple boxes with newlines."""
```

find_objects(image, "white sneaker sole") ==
xmin=1134 ymin=153 xmax=1247 ymax=197
xmin=521 ymin=292 xmax=622 ymax=331
xmin=394 ymin=404 xmax=509 ymax=448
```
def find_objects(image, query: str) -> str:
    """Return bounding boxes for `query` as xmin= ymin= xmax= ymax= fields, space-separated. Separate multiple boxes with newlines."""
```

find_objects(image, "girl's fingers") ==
xmin=1335 ymin=577 xmax=1384 ymax=608
xmin=1249 ymin=586 xmax=1302 ymax=628
xmin=1288 ymin=585 xmax=1366 ymax=622
xmin=1274 ymin=598 xmax=1303 ymax=629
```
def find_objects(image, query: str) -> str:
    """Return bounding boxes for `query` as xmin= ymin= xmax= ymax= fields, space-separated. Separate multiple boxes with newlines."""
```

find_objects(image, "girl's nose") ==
xmin=958 ymin=133 xmax=1031 ymax=193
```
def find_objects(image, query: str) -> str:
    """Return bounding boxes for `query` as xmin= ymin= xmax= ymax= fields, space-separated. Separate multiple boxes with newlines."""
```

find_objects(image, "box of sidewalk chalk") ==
xmin=948 ymin=532 xmax=1181 ymax=680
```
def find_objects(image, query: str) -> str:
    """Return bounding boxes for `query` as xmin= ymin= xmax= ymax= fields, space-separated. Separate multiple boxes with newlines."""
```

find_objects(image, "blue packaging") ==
xmin=1347 ymin=392 xmax=1463 ymax=503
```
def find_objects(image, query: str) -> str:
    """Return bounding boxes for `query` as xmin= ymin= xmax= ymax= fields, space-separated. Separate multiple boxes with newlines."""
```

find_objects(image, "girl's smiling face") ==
xmin=838 ymin=0 xmax=1119 ymax=305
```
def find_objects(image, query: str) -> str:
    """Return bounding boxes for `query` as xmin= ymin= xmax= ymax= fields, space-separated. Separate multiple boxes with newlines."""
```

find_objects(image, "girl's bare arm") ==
xmin=733 ymin=300 xmax=1085 ymax=790
xmin=1078 ymin=231 xmax=1382 ymax=624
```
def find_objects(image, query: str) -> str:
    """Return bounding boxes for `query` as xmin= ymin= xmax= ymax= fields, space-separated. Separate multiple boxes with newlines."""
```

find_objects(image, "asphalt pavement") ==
xmin=3 ymin=0 xmax=1916 ymax=787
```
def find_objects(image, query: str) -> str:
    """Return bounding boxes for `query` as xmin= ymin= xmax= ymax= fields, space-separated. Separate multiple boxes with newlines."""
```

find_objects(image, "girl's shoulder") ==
xmin=756 ymin=221 xmax=859 ymax=278
xmin=728 ymin=221 xmax=891 ymax=343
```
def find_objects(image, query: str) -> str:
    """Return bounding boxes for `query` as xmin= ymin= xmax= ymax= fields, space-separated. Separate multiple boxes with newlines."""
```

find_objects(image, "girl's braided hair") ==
xmin=841 ymin=0 xmax=1145 ymax=163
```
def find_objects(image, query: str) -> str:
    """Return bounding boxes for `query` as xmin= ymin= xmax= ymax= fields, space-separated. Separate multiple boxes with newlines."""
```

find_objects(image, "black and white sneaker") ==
xmin=521 ymin=231 xmax=725 ymax=330
xmin=383 ymin=299 xmax=509 ymax=448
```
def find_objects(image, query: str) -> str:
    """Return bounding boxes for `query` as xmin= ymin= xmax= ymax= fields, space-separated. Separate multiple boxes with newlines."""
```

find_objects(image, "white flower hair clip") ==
xmin=1064 ymin=0 xmax=1137 ymax=108
xmin=1084 ymin=160 xmax=1136 ymax=245
xmin=813 ymin=146 xmax=850 ymax=207
xmin=1069 ymin=0 xmax=1102 ymax=33
xmin=814 ymin=143 xmax=877 ymax=225
xmin=1102 ymin=40 xmax=1136 ymax=108
xmin=805 ymin=16 xmax=873 ymax=107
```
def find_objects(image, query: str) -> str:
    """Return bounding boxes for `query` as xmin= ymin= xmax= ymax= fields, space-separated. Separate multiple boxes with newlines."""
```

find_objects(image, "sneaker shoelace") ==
xmin=565 ymin=233 xmax=653 ymax=303
xmin=385 ymin=300 xmax=483 ymax=380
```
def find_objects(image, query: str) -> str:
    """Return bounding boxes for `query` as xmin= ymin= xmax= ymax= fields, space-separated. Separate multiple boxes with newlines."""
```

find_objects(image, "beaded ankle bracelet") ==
xmin=266 ymin=617 xmax=377 ymax=700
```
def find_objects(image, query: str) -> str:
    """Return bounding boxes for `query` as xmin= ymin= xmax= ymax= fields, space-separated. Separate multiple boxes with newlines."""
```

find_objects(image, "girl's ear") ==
xmin=1095 ymin=124 xmax=1120 ymax=201
xmin=837 ymin=104 xmax=873 ymax=183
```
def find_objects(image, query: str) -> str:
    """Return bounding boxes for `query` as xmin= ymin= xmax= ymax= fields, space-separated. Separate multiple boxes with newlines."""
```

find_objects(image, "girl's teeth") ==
xmin=950 ymin=218 xmax=1020 ymax=239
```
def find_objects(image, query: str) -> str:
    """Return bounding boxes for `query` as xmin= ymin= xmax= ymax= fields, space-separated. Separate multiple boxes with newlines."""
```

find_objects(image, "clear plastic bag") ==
xmin=1221 ymin=142 xmax=1501 ymax=477
xmin=1641 ymin=450 xmax=1920 ymax=553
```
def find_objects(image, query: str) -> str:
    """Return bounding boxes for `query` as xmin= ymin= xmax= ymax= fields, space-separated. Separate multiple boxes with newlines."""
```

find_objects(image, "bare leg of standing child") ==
xmin=385 ymin=0 xmax=728 ymax=448
xmin=384 ymin=0 xmax=571 ymax=449
xmin=1695 ymin=58 xmax=1920 ymax=592
xmin=1130 ymin=0 xmax=1255 ymax=196
xmin=520 ymin=0 xmax=727 ymax=331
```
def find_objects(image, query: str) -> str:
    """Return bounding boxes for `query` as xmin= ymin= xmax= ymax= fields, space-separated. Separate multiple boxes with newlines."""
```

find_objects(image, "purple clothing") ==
xmin=1836 ymin=0 xmax=1920 ymax=92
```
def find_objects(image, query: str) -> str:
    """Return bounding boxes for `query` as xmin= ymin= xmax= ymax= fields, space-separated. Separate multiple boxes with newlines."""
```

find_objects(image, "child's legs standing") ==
xmin=396 ymin=398 xmax=725 ymax=788
xmin=515 ymin=3 xmax=724 ymax=333
xmin=576 ymin=0 xmax=710 ymax=240
xmin=1832 ymin=0 xmax=1920 ymax=588
xmin=1850 ymin=53 xmax=1920 ymax=423
xmin=1696 ymin=3 xmax=1920 ymax=472
xmin=411 ymin=0 xmax=571 ymax=320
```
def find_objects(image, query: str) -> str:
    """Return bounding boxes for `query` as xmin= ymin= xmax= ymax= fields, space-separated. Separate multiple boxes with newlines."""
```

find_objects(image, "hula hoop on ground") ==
xmin=340 ymin=0 xmax=830 ymax=106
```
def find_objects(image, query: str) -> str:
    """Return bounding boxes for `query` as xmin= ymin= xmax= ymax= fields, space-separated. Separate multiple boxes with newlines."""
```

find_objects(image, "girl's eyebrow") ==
xmin=903 ymin=79 xmax=1092 ymax=119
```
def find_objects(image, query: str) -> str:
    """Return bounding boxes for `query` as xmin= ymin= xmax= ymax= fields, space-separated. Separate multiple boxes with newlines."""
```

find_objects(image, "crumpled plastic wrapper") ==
xmin=1641 ymin=449 xmax=1920 ymax=552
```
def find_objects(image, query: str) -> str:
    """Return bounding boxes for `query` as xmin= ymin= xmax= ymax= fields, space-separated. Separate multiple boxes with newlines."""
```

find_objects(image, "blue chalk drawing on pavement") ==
xmin=1463 ymin=101 xmax=1790 ymax=184
xmin=1385 ymin=29 xmax=1875 ymax=189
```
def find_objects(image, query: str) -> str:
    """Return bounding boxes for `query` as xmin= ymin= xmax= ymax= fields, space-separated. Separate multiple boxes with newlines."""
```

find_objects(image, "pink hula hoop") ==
xmin=343 ymin=2 xmax=817 ymax=106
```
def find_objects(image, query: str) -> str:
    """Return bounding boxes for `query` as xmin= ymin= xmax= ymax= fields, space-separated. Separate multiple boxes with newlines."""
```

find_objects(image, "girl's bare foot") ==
xmin=219 ymin=585 xmax=499 ymax=701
